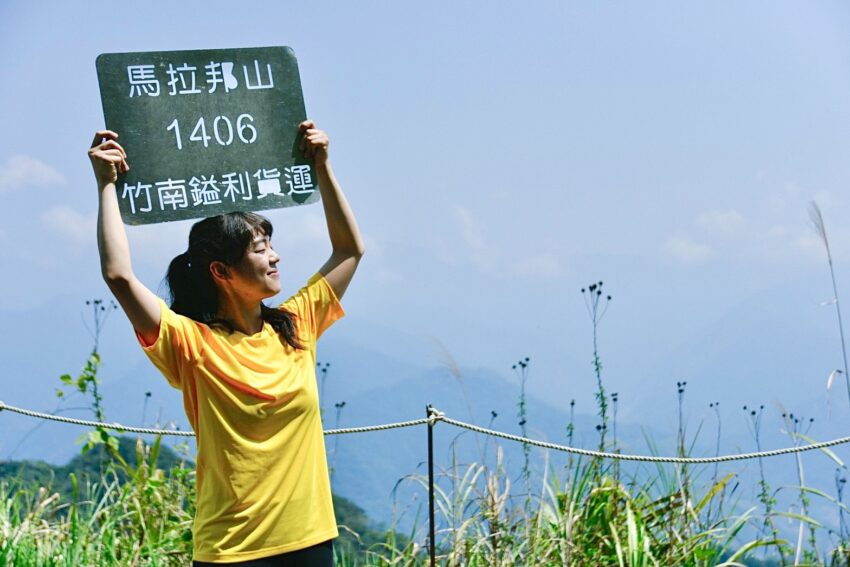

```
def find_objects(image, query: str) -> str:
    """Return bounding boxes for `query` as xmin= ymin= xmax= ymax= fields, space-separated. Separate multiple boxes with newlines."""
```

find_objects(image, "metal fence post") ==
xmin=427 ymin=404 xmax=436 ymax=567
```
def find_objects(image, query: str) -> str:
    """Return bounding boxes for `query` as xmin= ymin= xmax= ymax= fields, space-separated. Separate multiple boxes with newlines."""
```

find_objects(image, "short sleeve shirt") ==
xmin=138 ymin=273 xmax=344 ymax=563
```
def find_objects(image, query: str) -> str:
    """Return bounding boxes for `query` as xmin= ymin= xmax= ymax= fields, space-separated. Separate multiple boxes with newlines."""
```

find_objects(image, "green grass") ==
xmin=0 ymin=435 xmax=407 ymax=566
xmin=5 ymin=434 xmax=841 ymax=566
xmin=0 ymin=437 xmax=194 ymax=566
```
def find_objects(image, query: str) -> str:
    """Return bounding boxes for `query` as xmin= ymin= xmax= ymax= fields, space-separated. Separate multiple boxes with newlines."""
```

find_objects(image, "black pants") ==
xmin=192 ymin=539 xmax=334 ymax=567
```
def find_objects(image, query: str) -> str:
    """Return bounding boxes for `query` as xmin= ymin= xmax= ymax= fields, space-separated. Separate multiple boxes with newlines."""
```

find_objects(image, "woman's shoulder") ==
xmin=279 ymin=273 xmax=337 ymax=309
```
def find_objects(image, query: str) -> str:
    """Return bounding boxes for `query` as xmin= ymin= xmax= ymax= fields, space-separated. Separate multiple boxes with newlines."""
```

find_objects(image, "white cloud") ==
xmin=663 ymin=236 xmax=712 ymax=263
xmin=696 ymin=209 xmax=745 ymax=236
xmin=0 ymin=155 xmax=64 ymax=192
xmin=510 ymin=252 xmax=562 ymax=278
xmin=271 ymin=210 xmax=327 ymax=252
xmin=361 ymin=233 xmax=385 ymax=261
xmin=453 ymin=206 xmax=492 ymax=270
xmin=126 ymin=220 xmax=193 ymax=268
xmin=428 ymin=206 xmax=565 ymax=278
xmin=371 ymin=267 xmax=404 ymax=284
xmin=40 ymin=206 xmax=95 ymax=247
xmin=793 ymin=232 xmax=826 ymax=256
xmin=664 ymin=186 xmax=850 ymax=265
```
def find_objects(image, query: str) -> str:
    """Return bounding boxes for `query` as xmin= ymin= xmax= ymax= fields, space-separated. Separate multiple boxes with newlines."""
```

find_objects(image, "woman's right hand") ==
xmin=88 ymin=130 xmax=129 ymax=187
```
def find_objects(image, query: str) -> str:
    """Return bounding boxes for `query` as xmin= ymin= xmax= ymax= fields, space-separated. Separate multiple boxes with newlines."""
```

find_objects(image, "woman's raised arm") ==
xmin=89 ymin=130 xmax=161 ymax=344
xmin=299 ymin=120 xmax=366 ymax=299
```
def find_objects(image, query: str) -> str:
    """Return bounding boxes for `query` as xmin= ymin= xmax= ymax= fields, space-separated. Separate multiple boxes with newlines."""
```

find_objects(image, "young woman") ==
xmin=89 ymin=120 xmax=365 ymax=566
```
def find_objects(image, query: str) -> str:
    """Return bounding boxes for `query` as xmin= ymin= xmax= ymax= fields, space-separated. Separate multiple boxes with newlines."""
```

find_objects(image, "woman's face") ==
xmin=231 ymin=232 xmax=281 ymax=299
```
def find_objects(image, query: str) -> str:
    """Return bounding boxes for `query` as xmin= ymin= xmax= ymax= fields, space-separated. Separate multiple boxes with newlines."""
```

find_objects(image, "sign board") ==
xmin=96 ymin=47 xmax=318 ymax=225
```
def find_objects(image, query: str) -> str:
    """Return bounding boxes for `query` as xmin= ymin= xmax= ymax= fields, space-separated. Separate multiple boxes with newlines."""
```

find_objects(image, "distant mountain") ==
xmin=326 ymin=365 xmax=640 ymax=528
xmin=0 ymin=436 xmax=187 ymax=502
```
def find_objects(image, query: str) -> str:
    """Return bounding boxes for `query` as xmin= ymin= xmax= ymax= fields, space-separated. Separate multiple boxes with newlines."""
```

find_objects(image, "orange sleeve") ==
xmin=280 ymin=273 xmax=345 ymax=346
xmin=135 ymin=298 xmax=203 ymax=389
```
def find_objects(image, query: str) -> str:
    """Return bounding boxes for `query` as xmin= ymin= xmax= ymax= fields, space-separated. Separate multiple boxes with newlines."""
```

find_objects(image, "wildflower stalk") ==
xmin=611 ymin=392 xmax=620 ymax=480
xmin=331 ymin=400 xmax=346 ymax=481
xmin=317 ymin=361 xmax=330 ymax=417
xmin=784 ymin=413 xmax=818 ymax=564
xmin=706 ymin=401 xmax=724 ymax=523
xmin=141 ymin=391 xmax=151 ymax=426
xmin=581 ymin=282 xmax=612 ymax=451
xmin=837 ymin=467 xmax=848 ymax=544
xmin=675 ymin=381 xmax=690 ymax=513
xmin=513 ymin=357 xmax=531 ymax=500
xmin=746 ymin=404 xmax=786 ymax=563
xmin=485 ymin=410 xmax=498 ymax=467
xmin=82 ymin=298 xmax=116 ymax=424
xmin=563 ymin=399 xmax=577 ymax=482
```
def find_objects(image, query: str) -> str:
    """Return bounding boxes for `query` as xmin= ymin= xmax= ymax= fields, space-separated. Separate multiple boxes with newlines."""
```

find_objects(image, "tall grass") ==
xmin=0 ymin=433 xmax=806 ymax=566
xmin=0 ymin=437 xmax=195 ymax=566
xmin=810 ymin=202 xmax=850 ymax=411
xmin=355 ymin=441 xmax=777 ymax=566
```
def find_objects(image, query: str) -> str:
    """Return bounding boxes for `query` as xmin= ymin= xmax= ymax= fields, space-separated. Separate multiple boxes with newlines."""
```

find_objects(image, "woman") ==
xmin=89 ymin=120 xmax=365 ymax=566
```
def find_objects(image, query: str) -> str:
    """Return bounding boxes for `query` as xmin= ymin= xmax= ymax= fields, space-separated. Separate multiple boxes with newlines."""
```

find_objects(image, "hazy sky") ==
xmin=2 ymin=1 xmax=850 ymax=432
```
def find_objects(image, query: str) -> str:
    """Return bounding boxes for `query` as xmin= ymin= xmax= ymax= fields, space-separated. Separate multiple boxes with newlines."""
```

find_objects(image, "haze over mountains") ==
xmin=1 ymin=267 xmax=848 ymax=531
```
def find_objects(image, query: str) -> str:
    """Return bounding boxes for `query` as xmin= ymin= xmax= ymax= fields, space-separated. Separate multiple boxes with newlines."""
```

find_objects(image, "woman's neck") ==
xmin=215 ymin=294 xmax=264 ymax=335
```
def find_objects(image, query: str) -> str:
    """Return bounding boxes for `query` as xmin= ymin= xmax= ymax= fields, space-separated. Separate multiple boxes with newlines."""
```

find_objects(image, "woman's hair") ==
xmin=166 ymin=212 xmax=303 ymax=349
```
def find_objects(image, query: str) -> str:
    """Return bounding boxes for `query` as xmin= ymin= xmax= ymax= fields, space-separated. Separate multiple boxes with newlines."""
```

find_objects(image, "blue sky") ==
xmin=2 ymin=1 xmax=850 ymax=446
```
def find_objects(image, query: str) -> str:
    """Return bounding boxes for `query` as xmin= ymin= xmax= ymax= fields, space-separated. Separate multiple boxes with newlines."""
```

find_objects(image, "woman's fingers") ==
xmin=90 ymin=148 xmax=129 ymax=174
xmin=297 ymin=121 xmax=328 ymax=160
xmin=95 ymin=150 xmax=124 ymax=164
xmin=91 ymin=130 xmax=119 ymax=148
xmin=96 ymin=139 xmax=127 ymax=158
xmin=89 ymin=130 xmax=129 ymax=185
xmin=89 ymin=133 xmax=128 ymax=166
xmin=89 ymin=147 xmax=125 ymax=162
xmin=305 ymin=132 xmax=328 ymax=145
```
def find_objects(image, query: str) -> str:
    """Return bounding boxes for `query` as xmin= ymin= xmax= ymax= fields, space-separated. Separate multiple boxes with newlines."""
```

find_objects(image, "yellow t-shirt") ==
xmin=138 ymin=272 xmax=343 ymax=563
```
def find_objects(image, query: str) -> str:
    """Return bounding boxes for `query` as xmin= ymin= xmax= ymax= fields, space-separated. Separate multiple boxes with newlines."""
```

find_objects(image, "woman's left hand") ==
xmin=298 ymin=120 xmax=329 ymax=165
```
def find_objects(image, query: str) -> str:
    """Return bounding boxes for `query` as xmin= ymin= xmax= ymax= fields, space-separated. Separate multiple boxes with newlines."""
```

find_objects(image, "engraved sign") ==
xmin=97 ymin=47 xmax=317 ymax=225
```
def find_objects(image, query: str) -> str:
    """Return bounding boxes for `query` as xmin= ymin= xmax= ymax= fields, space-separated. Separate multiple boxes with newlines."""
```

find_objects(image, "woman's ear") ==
xmin=210 ymin=261 xmax=230 ymax=282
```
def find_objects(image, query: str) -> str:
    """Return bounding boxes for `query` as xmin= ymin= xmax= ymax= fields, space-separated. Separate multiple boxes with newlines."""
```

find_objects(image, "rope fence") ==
xmin=3 ymin=400 xmax=849 ymax=464
xmin=6 ymin=398 xmax=850 ymax=567
xmin=438 ymin=413 xmax=850 ymax=463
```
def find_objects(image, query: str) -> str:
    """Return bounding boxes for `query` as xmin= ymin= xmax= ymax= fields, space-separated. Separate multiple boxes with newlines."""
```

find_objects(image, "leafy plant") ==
xmin=56 ymin=299 xmax=121 ymax=460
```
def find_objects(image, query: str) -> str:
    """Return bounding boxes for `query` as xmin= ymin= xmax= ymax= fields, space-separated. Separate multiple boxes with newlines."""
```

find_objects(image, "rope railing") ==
xmin=3 ymin=400 xmax=850 ymax=464
xmin=0 ymin=401 xmax=429 ymax=437
xmin=437 ymin=413 xmax=850 ymax=463
xmin=0 ymin=400 xmax=195 ymax=437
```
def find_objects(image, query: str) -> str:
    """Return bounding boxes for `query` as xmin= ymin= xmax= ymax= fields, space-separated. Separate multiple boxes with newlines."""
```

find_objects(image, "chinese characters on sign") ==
xmin=127 ymin=59 xmax=274 ymax=98
xmin=97 ymin=47 xmax=317 ymax=225
xmin=121 ymin=166 xmax=316 ymax=215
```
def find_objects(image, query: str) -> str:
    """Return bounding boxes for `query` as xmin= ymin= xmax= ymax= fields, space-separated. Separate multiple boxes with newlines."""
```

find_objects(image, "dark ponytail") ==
xmin=166 ymin=251 xmax=218 ymax=323
xmin=166 ymin=212 xmax=303 ymax=350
